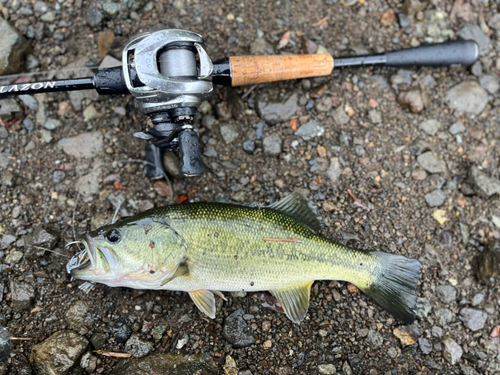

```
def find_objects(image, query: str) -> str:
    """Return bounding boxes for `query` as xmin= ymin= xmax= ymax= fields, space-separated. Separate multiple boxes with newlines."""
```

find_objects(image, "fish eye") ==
xmin=105 ymin=229 xmax=121 ymax=244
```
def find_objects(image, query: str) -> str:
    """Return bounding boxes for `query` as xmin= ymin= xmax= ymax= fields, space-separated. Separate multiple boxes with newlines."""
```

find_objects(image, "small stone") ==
xmin=110 ymin=353 xmax=217 ymax=374
xmin=419 ymin=337 xmax=432 ymax=354
xmin=432 ymin=326 xmax=443 ymax=338
xmin=109 ymin=319 xmax=131 ymax=344
xmin=34 ymin=2 xmax=48 ymax=13
xmin=398 ymin=13 xmax=411 ymax=28
xmin=0 ymin=98 xmax=22 ymax=117
xmin=367 ymin=330 xmax=383 ymax=348
xmin=445 ymin=81 xmax=488 ymax=115
xmin=424 ymin=189 xmax=446 ymax=207
xmin=471 ymin=61 xmax=483 ymax=77
xmin=263 ymin=340 xmax=272 ymax=349
xmin=5 ymin=251 xmax=23 ymax=264
xmin=125 ymin=334 xmax=153 ymax=358
xmin=90 ymin=333 xmax=106 ymax=350
xmin=83 ymin=104 xmax=102 ymax=121
xmin=412 ymin=168 xmax=427 ymax=180
xmin=40 ymin=11 xmax=55 ymax=22
xmin=203 ymin=144 xmax=218 ymax=158
xmin=23 ymin=226 xmax=59 ymax=258
xmin=397 ymin=90 xmax=424 ymax=113
xmin=99 ymin=55 xmax=121 ymax=69
xmin=479 ymin=74 xmax=499 ymax=94
xmin=318 ymin=363 xmax=336 ymax=374
xmin=347 ymin=353 xmax=363 ymax=375
xmin=43 ymin=119 xmax=62 ymax=130
xmin=295 ymin=120 xmax=325 ymax=140
xmin=202 ymin=114 xmax=216 ymax=129
xmin=220 ymin=124 xmax=239 ymax=144
xmin=10 ymin=280 xmax=35 ymax=312
xmin=420 ymin=119 xmax=441 ymax=135
xmin=80 ymin=352 xmax=97 ymax=373
xmin=316 ymin=96 xmax=333 ymax=112
xmin=401 ymin=0 xmax=427 ymax=16
xmin=459 ymin=308 xmax=488 ymax=331
xmin=262 ymin=135 xmax=282 ymax=156
xmin=66 ymin=301 xmax=89 ymax=333
xmin=255 ymin=91 xmax=299 ymax=125
xmin=468 ymin=166 xmax=500 ymax=197
xmin=368 ymin=110 xmax=381 ymax=124
xmin=393 ymin=327 xmax=417 ymax=348
xmin=0 ymin=326 xmax=13 ymax=362
xmin=333 ymin=106 xmax=349 ymax=125
xmin=457 ymin=24 xmax=491 ymax=56
xmin=387 ymin=347 xmax=399 ymax=358
xmin=23 ymin=118 xmax=35 ymax=132
xmin=18 ymin=95 xmax=38 ymax=112
xmin=75 ymin=169 xmax=101 ymax=197
xmin=0 ymin=19 xmax=32 ymax=75
xmin=435 ymin=308 xmax=454 ymax=326
xmin=113 ymin=106 xmax=126 ymax=116
xmin=250 ymin=37 xmax=274 ymax=55
xmin=472 ymin=293 xmax=484 ymax=307
xmin=58 ymin=131 xmax=103 ymax=159
xmin=436 ymin=285 xmax=457 ymax=303
xmin=222 ymin=309 xmax=255 ymax=348
xmin=442 ymin=337 xmax=463 ymax=365
xmin=30 ymin=331 xmax=89 ymax=374
xmin=242 ymin=140 xmax=256 ymax=154
xmin=449 ymin=121 xmax=466 ymax=135
xmin=162 ymin=152 xmax=182 ymax=179
xmin=417 ymin=152 xmax=447 ymax=173
xmin=326 ymin=158 xmax=341 ymax=183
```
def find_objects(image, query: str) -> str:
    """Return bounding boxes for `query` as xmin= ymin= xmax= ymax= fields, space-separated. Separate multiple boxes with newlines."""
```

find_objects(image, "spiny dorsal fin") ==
xmin=267 ymin=193 xmax=323 ymax=233
xmin=271 ymin=281 xmax=314 ymax=324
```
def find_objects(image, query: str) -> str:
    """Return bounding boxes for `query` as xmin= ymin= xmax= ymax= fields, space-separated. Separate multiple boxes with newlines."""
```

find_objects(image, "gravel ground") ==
xmin=1 ymin=0 xmax=500 ymax=374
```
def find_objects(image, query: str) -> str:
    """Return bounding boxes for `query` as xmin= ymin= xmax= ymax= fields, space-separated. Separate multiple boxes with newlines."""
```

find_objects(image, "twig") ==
xmin=72 ymin=192 xmax=80 ymax=241
xmin=262 ymin=238 xmax=302 ymax=243
xmin=34 ymin=165 xmax=70 ymax=171
xmin=10 ymin=337 xmax=32 ymax=341
xmin=241 ymin=84 xmax=258 ymax=99
xmin=347 ymin=189 xmax=370 ymax=211
xmin=94 ymin=350 xmax=131 ymax=358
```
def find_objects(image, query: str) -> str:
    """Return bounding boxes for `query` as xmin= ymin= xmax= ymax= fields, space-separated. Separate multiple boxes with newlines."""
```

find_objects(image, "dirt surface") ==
xmin=1 ymin=0 xmax=500 ymax=374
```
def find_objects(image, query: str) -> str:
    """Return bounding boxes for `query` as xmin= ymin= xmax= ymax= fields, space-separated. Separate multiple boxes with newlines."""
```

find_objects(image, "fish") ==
xmin=69 ymin=193 xmax=421 ymax=324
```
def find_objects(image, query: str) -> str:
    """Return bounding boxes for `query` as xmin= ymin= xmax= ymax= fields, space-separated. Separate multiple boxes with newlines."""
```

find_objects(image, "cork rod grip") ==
xmin=229 ymin=54 xmax=333 ymax=87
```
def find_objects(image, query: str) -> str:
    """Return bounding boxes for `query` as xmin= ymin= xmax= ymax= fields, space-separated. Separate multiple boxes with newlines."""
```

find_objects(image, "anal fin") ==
xmin=271 ymin=281 xmax=314 ymax=324
xmin=189 ymin=290 xmax=216 ymax=319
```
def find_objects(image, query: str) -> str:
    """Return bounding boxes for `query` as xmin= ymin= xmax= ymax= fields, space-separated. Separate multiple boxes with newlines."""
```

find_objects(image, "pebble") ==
xmin=220 ymin=124 xmax=239 ymax=144
xmin=40 ymin=11 xmax=55 ymax=22
xmin=436 ymin=285 xmax=457 ymax=304
xmin=65 ymin=301 xmax=89 ymax=333
xmin=435 ymin=308 xmax=454 ymax=325
xmin=5 ymin=250 xmax=23 ymax=264
xmin=318 ymin=363 xmax=336 ymax=374
xmin=52 ymin=170 xmax=66 ymax=184
xmin=432 ymin=326 xmax=443 ymax=338
xmin=397 ymin=90 xmax=423 ymax=113
xmin=367 ymin=330 xmax=383 ymax=348
xmin=468 ymin=166 xmax=500 ymax=197
xmin=419 ymin=337 xmax=432 ymax=355
xmin=0 ymin=326 xmax=12 ymax=362
xmin=474 ymin=241 xmax=500 ymax=280
xmin=333 ymin=106 xmax=349 ymax=125
xmin=80 ymin=352 xmax=97 ymax=373
xmin=326 ymin=158 xmax=341 ymax=183
xmin=479 ymin=74 xmax=499 ymax=95
xmin=242 ymin=140 xmax=256 ymax=154
xmin=75 ymin=169 xmax=101 ymax=197
xmin=295 ymin=120 xmax=325 ymax=140
xmin=83 ymin=104 xmax=102 ymax=121
xmin=471 ymin=61 xmax=483 ymax=77
xmin=368 ymin=110 xmax=381 ymax=124
xmin=393 ymin=327 xmax=417 ymax=347
xmin=23 ymin=226 xmax=59 ymax=259
xmin=222 ymin=308 xmax=255 ymax=348
xmin=0 ymin=19 xmax=31 ymax=75
xmin=202 ymin=114 xmax=216 ymax=129
xmin=262 ymin=135 xmax=282 ymax=156
xmin=109 ymin=319 xmax=132 ymax=343
xmin=125 ymin=334 xmax=154 ymax=358
xmin=114 ymin=106 xmax=126 ymax=116
xmin=58 ymin=131 xmax=103 ymax=159
xmin=255 ymin=91 xmax=299 ymax=125
xmin=398 ymin=13 xmax=411 ymax=28
xmin=10 ymin=280 xmax=35 ymax=312
xmin=459 ymin=308 xmax=488 ymax=331
xmin=203 ymin=144 xmax=218 ymax=158
xmin=449 ymin=121 xmax=466 ymax=135
xmin=162 ymin=152 xmax=182 ymax=179
xmin=111 ymin=353 xmax=217 ymax=375
xmin=471 ymin=293 xmax=484 ymax=307
xmin=417 ymin=152 xmax=447 ymax=173
xmin=457 ymin=24 xmax=491 ymax=56
xmin=424 ymin=189 xmax=446 ymax=207
xmin=23 ymin=118 xmax=35 ymax=132
xmin=445 ymin=81 xmax=488 ymax=115
xmin=442 ymin=337 xmax=463 ymax=365
xmin=250 ymin=37 xmax=274 ymax=55
xmin=347 ymin=353 xmax=363 ymax=375
xmin=18 ymin=95 xmax=38 ymax=112
xmin=41 ymin=129 xmax=53 ymax=143
xmin=419 ymin=119 xmax=441 ymax=136
xmin=90 ymin=332 xmax=106 ymax=350
xmin=43 ymin=119 xmax=62 ymax=130
xmin=30 ymin=331 xmax=89 ymax=374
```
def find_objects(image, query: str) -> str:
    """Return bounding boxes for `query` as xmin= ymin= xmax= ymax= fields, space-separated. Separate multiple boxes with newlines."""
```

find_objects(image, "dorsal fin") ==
xmin=267 ymin=193 xmax=324 ymax=233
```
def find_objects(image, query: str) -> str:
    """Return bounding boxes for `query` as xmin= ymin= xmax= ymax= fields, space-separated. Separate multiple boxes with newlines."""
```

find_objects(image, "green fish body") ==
xmin=70 ymin=193 xmax=421 ymax=324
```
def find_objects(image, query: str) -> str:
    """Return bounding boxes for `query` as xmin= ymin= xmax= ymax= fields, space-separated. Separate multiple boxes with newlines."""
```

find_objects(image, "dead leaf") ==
xmin=94 ymin=350 xmax=131 ymax=358
xmin=317 ymin=146 xmax=327 ymax=158
xmin=289 ymin=116 xmax=297 ymax=131
xmin=381 ymin=9 xmax=396 ymax=26
xmin=154 ymin=180 xmax=173 ymax=198
xmin=277 ymin=31 xmax=291 ymax=50
xmin=433 ymin=209 xmax=448 ymax=225
xmin=97 ymin=30 xmax=115 ymax=59
xmin=315 ymin=16 xmax=329 ymax=27
xmin=252 ymin=293 xmax=284 ymax=314
xmin=393 ymin=327 xmax=417 ymax=347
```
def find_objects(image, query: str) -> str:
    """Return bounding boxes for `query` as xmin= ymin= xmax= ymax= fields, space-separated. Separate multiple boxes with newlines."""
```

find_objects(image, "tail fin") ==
xmin=362 ymin=252 xmax=421 ymax=324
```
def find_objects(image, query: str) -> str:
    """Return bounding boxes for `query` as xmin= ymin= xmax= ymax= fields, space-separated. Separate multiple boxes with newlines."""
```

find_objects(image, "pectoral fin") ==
xmin=160 ymin=263 xmax=189 ymax=286
xmin=271 ymin=281 xmax=314 ymax=324
xmin=189 ymin=290 xmax=216 ymax=319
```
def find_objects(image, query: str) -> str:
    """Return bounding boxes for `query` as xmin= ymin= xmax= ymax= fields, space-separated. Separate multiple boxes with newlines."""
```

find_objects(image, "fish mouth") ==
xmin=67 ymin=234 xmax=99 ymax=279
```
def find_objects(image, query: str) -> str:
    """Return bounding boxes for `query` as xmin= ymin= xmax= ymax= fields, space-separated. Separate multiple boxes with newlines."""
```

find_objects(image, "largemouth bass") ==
xmin=69 ymin=193 xmax=421 ymax=324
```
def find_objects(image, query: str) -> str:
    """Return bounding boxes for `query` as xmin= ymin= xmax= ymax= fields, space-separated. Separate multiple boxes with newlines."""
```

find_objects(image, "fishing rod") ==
xmin=0 ymin=29 xmax=478 ymax=178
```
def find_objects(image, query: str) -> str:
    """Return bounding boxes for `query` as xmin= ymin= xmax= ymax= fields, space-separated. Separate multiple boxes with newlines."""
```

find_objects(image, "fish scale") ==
xmin=70 ymin=193 xmax=421 ymax=324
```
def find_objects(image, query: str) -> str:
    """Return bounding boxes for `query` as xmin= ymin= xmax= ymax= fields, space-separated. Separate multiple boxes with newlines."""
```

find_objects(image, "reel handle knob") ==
xmin=178 ymin=129 xmax=204 ymax=177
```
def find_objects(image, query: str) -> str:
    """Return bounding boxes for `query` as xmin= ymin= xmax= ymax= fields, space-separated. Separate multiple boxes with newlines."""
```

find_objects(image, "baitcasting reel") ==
xmin=0 ymin=28 xmax=479 ymax=179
